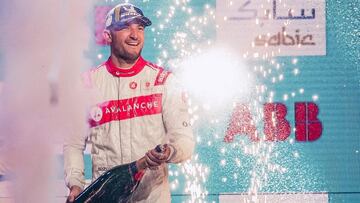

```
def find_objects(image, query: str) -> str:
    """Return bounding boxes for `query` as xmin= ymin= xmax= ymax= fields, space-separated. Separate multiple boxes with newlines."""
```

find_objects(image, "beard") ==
xmin=115 ymin=48 xmax=141 ymax=62
xmin=111 ymin=41 xmax=143 ymax=64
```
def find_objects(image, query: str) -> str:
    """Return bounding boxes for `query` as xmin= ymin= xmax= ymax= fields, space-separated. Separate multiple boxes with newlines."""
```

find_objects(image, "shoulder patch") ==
xmin=154 ymin=69 xmax=171 ymax=86
xmin=145 ymin=61 xmax=172 ymax=86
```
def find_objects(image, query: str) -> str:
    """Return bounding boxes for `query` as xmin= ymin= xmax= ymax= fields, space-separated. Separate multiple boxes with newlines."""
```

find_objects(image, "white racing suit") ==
xmin=64 ymin=56 xmax=195 ymax=202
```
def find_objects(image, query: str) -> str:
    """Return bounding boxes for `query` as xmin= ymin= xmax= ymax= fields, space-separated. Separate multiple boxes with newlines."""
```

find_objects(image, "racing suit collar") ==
xmin=105 ymin=56 xmax=146 ymax=77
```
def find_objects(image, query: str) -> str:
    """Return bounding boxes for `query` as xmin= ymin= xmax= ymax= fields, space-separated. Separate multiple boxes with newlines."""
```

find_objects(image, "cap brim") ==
xmin=136 ymin=16 xmax=152 ymax=27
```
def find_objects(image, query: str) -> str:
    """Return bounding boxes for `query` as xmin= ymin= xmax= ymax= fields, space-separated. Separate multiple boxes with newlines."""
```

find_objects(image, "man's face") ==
xmin=110 ymin=22 xmax=145 ymax=62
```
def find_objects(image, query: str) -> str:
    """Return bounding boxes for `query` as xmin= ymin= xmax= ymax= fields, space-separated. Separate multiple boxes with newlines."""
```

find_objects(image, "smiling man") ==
xmin=64 ymin=3 xmax=194 ymax=203
xmin=104 ymin=4 xmax=150 ymax=68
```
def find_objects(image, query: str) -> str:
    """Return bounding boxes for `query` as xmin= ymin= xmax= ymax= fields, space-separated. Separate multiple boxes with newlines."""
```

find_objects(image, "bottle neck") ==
xmin=135 ymin=157 xmax=148 ymax=171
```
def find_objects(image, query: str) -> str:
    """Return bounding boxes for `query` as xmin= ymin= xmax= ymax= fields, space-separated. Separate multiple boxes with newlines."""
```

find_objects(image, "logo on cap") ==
xmin=123 ymin=5 xmax=138 ymax=16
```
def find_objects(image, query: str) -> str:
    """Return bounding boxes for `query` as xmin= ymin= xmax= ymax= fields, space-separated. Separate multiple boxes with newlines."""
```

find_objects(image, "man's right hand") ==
xmin=66 ymin=185 xmax=82 ymax=203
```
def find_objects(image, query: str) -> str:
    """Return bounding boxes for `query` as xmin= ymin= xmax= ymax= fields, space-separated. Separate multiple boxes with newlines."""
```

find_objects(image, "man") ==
xmin=64 ymin=3 xmax=194 ymax=203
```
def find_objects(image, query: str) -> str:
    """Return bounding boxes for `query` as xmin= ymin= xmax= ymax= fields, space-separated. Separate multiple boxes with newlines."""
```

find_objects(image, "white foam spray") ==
xmin=0 ymin=0 xmax=95 ymax=202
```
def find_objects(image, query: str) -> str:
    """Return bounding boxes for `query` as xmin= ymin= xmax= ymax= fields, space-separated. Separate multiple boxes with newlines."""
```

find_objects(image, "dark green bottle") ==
xmin=73 ymin=145 xmax=164 ymax=203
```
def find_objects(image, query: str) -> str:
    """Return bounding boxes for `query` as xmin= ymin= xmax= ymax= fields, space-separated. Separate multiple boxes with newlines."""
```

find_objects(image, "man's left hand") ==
xmin=145 ymin=145 xmax=171 ymax=170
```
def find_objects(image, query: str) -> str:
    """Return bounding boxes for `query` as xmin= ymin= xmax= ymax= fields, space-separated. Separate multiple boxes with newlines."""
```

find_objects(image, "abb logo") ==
xmin=224 ymin=102 xmax=322 ymax=142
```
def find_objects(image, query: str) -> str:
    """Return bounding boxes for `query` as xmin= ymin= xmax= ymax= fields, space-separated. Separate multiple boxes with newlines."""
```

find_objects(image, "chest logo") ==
xmin=129 ymin=81 xmax=138 ymax=89
xmin=90 ymin=106 xmax=103 ymax=122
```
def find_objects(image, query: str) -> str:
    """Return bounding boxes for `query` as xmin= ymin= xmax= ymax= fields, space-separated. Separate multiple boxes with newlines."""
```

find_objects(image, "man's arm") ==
xmin=63 ymin=128 xmax=87 ymax=202
xmin=161 ymin=74 xmax=195 ymax=163
xmin=64 ymin=70 xmax=97 ymax=190
xmin=63 ymin=141 xmax=86 ymax=189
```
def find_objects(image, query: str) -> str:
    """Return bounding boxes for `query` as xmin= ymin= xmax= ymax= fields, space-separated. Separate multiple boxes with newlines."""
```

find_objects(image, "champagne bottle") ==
xmin=73 ymin=145 xmax=164 ymax=203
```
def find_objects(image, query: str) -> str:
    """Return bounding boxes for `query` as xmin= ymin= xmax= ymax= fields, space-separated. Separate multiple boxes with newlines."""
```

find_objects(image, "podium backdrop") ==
xmin=0 ymin=0 xmax=358 ymax=202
